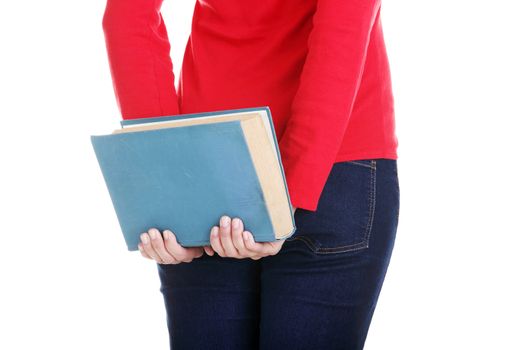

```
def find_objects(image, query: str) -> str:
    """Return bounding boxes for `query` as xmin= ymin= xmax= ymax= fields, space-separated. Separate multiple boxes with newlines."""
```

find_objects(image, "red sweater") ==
xmin=102 ymin=0 xmax=398 ymax=212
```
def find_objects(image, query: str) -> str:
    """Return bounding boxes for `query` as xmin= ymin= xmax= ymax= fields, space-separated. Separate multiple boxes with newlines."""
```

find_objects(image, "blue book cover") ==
xmin=90 ymin=106 xmax=296 ymax=251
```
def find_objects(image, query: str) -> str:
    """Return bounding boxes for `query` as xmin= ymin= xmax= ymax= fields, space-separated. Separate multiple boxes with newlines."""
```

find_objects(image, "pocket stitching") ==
xmin=287 ymin=235 xmax=319 ymax=252
xmin=343 ymin=160 xmax=376 ymax=169
xmin=285 ymin=160 xmax=378 ymax=254
xmin=313 ymin=160 xmax=377 ymax=254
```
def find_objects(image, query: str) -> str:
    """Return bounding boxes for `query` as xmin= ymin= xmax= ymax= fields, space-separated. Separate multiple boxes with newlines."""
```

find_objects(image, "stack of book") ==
xmin=90 ymin=106 xmax=296 ymax=251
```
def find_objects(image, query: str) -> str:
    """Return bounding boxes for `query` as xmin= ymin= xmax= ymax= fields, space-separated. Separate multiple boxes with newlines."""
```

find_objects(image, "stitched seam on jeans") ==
xmin=286 ymin=236 xmax=319 ymax=252
xmin=315 ymin=164 xmax=376 ymax=253
xmin=342 ymin=160 xmax=375 ymax=169
xmin=314 ymin=160 xmax=377 ymax=254
xmin=364 ymin=160 xmax=377 ymax=246
xmin=395 ymin=166 xmax=400 ymax=223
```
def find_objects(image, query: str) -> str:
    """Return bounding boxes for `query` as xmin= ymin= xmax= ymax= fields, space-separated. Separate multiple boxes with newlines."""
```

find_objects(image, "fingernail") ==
xmin=243 ymin=231 xmax=249 ymax=240
xmin=141 ymin=233 xmax=149 ymax=244
xmin=149 ymin=229 xmax=158 ymax=240
xmin=212 ymin=226 xmax=219 ymax=237
xmin=232 ymin=218 xmax=240 ymax=228
xmin=163 ymin=231 xmax=170 ymax=240
xmin=220 ymin=216 xmax=230 ymax=227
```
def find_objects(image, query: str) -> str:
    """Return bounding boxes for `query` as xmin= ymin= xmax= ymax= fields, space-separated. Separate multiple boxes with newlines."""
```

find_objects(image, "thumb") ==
xmin=203 ymin=245 xmax=214 ymax=256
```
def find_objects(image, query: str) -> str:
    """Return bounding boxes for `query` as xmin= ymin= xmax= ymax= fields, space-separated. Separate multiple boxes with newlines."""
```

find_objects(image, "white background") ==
xmin=1 ymin=0 xmax=524 ymax=349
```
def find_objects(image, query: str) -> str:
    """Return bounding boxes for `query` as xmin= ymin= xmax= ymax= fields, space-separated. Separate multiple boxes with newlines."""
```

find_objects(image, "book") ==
xmin=90 ymin=106 xmax=296 ymax=251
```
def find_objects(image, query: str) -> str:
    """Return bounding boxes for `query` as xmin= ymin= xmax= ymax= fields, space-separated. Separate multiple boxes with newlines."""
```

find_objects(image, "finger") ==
xmin=163 ymin=230 xmax=204 ymax=262
xmin=163 ymin=230 xmax=193 ymax=263
xmin=210 ymin=226 xmax=225 ymax=257
xmin=242 ymin=231 xmax=265 ymax=255
xmin=140 ymin=232 xmax=163 ymax=263
xmin=243 ymin=231 xmax=277 ymax=257
xmin=203 ymin=245 xmax=214 ymax=256
xmin=148 ymin=228 xmax=176 ymax=264
xmin=191 ymin=247 xmax=205 ymax=260
xmin=231 ymin=218 xmax=252 ymax=258
xmin=138 ymin=243 xmax=152 ymax=259
xmin=218 ymin=215 xmax=238 ymax=257
xmin=268 ymin=240 xmax=286 ymax=255
xmin=262 ymin=240 xmax=285 ymax=257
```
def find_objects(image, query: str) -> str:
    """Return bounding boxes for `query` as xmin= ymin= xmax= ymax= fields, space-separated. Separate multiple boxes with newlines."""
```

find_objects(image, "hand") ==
xmin=138 ymin=228 xmax=208 ymax=264
xmin=207 ymin=215 xmax=286 ymax=260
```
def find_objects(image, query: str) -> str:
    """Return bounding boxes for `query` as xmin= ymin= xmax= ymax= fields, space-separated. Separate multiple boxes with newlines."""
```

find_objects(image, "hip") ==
xmin=284 ymin=158 xmax=400 ymax=256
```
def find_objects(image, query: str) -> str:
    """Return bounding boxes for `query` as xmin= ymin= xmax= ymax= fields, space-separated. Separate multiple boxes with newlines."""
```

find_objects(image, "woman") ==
xmin=102 ymin=0 xmax=400 ymax=349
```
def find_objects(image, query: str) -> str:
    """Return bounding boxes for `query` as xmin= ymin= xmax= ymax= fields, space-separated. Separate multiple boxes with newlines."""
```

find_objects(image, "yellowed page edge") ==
xmin=240 ymin=117 xmax=293 ymax=239
xmin=111 ymin=113 xmax=261 ymax=134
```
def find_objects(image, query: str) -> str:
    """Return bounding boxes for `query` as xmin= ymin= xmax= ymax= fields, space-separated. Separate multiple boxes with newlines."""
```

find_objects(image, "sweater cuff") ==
xmin=280 ymin=154 xmax=331 ymax=212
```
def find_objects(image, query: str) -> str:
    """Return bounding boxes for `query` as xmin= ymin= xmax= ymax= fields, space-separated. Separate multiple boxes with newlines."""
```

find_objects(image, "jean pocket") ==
xmin=286 ymin=159 xmax=377 ymax=254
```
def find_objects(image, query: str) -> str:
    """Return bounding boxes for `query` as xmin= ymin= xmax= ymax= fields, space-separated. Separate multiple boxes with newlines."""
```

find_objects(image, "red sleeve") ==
xmin=101 ymin=0 xmax=180 ymax=120
xmin=278 ymin=0 xmax=382 ymax=212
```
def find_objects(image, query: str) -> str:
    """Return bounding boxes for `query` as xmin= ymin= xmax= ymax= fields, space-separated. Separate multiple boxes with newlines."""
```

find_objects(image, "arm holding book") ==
xmin=102 ymin=0 xmax=203 ymax=263
xmin=139 ymin=206 xmax=296 ymax=262
xmin=102 ymin=0 xmax=296 ymax=262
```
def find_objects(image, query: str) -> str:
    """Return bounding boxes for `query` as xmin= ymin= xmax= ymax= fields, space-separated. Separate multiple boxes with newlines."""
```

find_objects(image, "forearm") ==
xmin=279 ymin=0 xmax=382 ymax=211
xmin=102 ymin=0 xmax=180 ymax=120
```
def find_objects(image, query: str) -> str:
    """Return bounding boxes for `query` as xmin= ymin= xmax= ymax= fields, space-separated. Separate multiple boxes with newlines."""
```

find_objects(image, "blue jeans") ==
xmin=156 ymin=158 xmax=400 ymax=349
